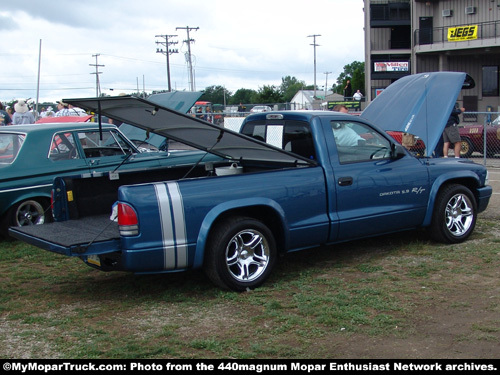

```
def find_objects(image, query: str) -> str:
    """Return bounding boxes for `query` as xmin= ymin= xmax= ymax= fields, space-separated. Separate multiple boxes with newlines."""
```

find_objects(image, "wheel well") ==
xmin=210 ymin=206 xmax=286 ymax=254
xmin=437 ymin=178 xmax=479 ymax=206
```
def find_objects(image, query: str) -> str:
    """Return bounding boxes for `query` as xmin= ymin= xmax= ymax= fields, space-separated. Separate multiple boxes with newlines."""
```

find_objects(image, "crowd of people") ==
xmin=0 ymin=99 xmax=88 ymax=126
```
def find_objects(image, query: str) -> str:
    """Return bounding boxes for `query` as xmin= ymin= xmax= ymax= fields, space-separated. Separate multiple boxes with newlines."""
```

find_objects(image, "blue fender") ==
xmin=422 ymin=171 xmax=481 ymax=226
xmin=192 ymin=197 xmax=288 ymax=269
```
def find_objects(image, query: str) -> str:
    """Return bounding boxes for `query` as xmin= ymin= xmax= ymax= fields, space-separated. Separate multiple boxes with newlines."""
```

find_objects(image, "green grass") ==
xmin=1 ymin=219 xmax=499 ymax=359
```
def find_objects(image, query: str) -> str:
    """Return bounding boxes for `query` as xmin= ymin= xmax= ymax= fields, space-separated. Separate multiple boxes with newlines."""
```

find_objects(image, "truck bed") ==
xmin=11 ymin=215 xmax=118 ymax=247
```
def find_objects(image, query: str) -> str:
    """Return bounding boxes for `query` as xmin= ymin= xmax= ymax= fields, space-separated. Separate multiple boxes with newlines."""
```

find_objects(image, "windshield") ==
xmin=0 ymin=133 xmax=25 ymax=164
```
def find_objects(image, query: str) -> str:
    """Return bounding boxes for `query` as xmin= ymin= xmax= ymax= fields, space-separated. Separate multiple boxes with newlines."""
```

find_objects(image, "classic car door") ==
xmin=323 ymin=118 xmax=430 ymax=242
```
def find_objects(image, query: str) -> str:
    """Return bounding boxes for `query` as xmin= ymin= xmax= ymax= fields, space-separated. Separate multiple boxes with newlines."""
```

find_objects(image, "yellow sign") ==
xmin=448 ymin=25 xmax=478 ymax=41
xmin=67 ymin=190 xmax=74 ymax=202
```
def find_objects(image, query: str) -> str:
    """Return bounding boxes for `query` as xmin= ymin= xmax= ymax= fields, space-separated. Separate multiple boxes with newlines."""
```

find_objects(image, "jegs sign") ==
xmin=448 ymin=25 xmax=478 ymax=42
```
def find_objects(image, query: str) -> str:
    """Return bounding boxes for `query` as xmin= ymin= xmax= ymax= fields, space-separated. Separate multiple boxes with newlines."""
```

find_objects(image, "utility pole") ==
xmin=155 ymin=34 xmax=178 ymax=92
xmin=90 ymin=54 xmax=104 ymax=97
xmin=324 ymin=71 xmax=332 ymax=100
xmin=176 ymin=26 xmax=199 ymax=91
xmin=307 ymin=34 xmax=321 ymax=99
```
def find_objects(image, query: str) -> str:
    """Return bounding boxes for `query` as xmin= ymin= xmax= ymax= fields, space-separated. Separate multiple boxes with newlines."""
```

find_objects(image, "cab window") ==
xmin=331 ymin=121 xmax=391 ymax=164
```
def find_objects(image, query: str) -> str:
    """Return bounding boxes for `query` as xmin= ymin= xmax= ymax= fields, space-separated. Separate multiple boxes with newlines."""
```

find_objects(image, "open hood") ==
xmin=63 ymin=96 xmax=314 ymax=165
xmin=361 ymin=72 xmax=470 ymax=156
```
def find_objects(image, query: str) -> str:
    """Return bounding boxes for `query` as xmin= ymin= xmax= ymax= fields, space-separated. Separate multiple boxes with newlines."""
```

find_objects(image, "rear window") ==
xmin=241 ymin=120 xmax=316 ymax=160
xmin=0 ymin=133 xmax=25 ymax=164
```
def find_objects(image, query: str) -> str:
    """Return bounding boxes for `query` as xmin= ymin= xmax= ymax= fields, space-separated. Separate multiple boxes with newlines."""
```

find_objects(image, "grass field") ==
xmin=1 ymin=218 xmax=499 ymax=359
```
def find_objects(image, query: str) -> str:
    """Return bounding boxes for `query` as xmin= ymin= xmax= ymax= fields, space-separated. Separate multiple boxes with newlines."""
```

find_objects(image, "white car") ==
xmin=250 ymin=105 xmax=273 ymax=113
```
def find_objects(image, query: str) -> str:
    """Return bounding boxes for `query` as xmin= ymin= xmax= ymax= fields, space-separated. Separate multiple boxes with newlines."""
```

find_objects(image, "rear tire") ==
xmin=429 ymin=184 xmax=477 ymax=244
xmin=204 ymin=216 xmax=277 ymax=291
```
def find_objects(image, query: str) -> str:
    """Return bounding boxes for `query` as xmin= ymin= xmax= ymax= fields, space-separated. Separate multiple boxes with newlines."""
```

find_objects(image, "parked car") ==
xmin=0 ymin=122 xmax=210 ymax=237
xmin=250 ymin=105 xmax=273 ymax=113
xmin=459 ymin=116 xmax=500 ymax=158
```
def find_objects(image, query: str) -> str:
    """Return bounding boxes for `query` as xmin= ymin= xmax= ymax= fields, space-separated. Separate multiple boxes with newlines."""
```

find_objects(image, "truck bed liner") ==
xmin=12 ymin=215 xmax=119 ymax=247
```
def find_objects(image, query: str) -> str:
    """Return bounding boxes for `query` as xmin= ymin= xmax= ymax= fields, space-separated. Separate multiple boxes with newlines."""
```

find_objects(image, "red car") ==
xmin=459 ymin=117 xmax=500 ymax=158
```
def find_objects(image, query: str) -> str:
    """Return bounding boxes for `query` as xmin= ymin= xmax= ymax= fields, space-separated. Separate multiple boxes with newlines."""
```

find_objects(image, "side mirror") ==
xmin=391 ymin=143 xmax=407 ymax=160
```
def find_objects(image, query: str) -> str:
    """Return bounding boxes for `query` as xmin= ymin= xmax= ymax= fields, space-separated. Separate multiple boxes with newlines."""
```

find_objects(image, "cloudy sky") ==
xmin=0 ymin=0 xmax=364 ymax=103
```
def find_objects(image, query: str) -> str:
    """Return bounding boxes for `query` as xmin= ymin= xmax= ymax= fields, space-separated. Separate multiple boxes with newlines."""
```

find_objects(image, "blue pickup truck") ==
xmin=10 ymin=72 xmax=492 ymax=291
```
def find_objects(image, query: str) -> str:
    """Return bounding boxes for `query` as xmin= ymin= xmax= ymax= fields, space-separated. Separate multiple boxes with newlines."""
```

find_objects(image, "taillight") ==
xmin=118 ymin=203 xmax=139 ymax=236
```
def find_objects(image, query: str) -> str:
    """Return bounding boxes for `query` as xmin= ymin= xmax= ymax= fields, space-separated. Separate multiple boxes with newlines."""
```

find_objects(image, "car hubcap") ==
xmin=225 ymin=229 xmax=270 ymax=282
xmin=15 ymin=201 xmax=45 ymax=226
xmin=445 ymin=193 xmax=473 ymax=236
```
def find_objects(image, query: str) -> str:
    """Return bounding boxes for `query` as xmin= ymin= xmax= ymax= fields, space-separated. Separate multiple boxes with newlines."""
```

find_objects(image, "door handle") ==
xmin=338 ymin=176 xmax=353 ymax=186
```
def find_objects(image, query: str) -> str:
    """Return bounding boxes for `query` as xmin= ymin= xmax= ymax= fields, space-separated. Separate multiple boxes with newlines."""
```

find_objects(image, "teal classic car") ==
xmin=0 ymin=122 xmax=207 ymax=237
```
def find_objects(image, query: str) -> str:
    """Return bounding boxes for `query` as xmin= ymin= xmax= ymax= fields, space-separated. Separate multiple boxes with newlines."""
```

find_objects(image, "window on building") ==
xmin=482 ymin=66 xmax=499 ymax=97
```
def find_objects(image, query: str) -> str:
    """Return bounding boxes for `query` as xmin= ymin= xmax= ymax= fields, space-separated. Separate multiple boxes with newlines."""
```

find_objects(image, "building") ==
xmin=364 ymin=0 xmax=500 ymax=113
xmin=290 ymin=90 xmax=334 ymax=110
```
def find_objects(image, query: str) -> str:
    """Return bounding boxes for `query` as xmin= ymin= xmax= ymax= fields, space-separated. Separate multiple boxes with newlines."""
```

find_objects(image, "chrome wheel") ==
xmin=445 ymin=193 xmax=474 ymax=237
xmin=14 ymin=200 xmax=45 ymax=226
xmin=226 ymin=229 xmax=270 ymax=282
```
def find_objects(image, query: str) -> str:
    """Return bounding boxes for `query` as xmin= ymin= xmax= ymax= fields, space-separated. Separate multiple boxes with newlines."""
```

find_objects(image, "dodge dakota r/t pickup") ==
xmin=10 ymin=72 xmax=492 ymax=291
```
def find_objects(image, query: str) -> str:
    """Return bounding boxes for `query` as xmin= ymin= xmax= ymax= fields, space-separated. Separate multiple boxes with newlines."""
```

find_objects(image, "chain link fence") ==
xmin=459 ymin=112 xmax=500 ymax=168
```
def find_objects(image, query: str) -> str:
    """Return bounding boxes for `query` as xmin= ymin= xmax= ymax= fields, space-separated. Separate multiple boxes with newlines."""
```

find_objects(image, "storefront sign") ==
xmin=374 ymin=62 xmax=409 ymax=72
xmin=448 ymin=25 xmax=477 ymax=41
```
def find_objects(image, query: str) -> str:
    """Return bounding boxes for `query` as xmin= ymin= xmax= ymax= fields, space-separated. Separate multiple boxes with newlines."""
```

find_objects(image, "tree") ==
xmin=199 ymin=85 xmax=231 ymax=105
xmin=228 ymin=88 xmax=256 ymax=105
xmin=280 ymin=76 xmax=306 ymax=102
xmin=334 ymin=61 xmax=365 ymax=96
xmin=254 ymin=85 xmax=282 ymax=104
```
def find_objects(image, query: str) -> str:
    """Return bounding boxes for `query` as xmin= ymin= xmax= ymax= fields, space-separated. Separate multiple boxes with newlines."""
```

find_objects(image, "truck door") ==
xmin=324 ymin=119 xmax=430 ymax=242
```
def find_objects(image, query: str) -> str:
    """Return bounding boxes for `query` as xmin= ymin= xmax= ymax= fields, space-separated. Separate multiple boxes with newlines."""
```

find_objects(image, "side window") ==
xmin=78 ymin=130 xmax=134 ymax=158
xmin=331 ymin=121 xmax=391 ymax=164
xmin=49 ymin=132 xmax=79 ymax=160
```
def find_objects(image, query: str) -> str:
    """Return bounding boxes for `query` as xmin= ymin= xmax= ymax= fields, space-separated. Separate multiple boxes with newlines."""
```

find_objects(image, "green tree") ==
xmin=280 ymin=76 xmax=306 ymax=102
xmin=199 ymin=85 xmax=232 ymax=105
xmin=334 ymin=61 xmax=365 ymax=96
xmin=229 ymin=88 xmax=256 ymax=105
xmin=254 ymin=85 xmax=282 ymax=104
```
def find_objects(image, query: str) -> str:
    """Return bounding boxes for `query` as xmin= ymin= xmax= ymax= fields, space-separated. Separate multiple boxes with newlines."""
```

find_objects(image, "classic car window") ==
xmin=0 ymin=133 xmax=25 ymax=164
xmin=78 ymin=130 xmax=134 ymax=158
xmin=49 ymin=132 xmax=79 ymax=160
xmin=331 ymin=121 xmax=391 ymax=164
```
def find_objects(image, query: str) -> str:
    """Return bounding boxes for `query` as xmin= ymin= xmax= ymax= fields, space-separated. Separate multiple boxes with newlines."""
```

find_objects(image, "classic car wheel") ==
xmin=429 ymin=184 xmax=476 ymax=244
xmin=10 ymin=199 xmax=47 ymax=227
xmin=460 ymin=137 xmax=473 ymax=158
xmin=204 ymin=216 xmax=277 ymax=291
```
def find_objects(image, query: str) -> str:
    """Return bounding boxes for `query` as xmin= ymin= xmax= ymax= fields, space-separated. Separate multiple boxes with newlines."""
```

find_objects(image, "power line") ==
xmin=176 ymin=26 xmax=199 ymax=91
xmin=89 ymin=53 xmax=104 ymax=97
xmin=155 ymin=34 xmax=179 ymax=92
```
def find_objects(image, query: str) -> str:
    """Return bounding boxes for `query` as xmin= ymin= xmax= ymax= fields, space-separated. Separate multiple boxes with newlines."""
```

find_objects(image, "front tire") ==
xmin=429 ymin=184 xmax=477 ymax=243
xmin=204 ymin=216 xmax=277 ymax=291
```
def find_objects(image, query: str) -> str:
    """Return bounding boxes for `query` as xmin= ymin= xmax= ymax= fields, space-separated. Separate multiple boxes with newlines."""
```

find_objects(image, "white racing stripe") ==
xmin=154 ymin=182 xmax=188 ymax=270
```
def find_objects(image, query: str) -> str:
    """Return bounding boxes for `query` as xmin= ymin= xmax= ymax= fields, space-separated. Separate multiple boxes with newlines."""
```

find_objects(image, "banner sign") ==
xmin=448 ymin=25 xmax=478 ymax=41
xmin=374 ymin=62 xmax=409 ymax=72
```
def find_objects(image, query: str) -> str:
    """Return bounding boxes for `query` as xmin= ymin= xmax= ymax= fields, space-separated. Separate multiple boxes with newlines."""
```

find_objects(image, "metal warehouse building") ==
xmin=364 ymin=0 xmax=500 ymax=113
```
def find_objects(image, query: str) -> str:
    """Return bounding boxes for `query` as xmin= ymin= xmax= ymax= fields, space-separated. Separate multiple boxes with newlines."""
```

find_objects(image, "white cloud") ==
xmin=0 ymin=0 xmax=364 ymax=103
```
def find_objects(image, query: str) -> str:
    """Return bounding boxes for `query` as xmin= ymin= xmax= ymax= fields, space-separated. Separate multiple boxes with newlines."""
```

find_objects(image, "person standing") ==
xmin=344 ymin=80 xmax=352 ymax=100
xmin=0 ymin=103 xmax=12 ymax=125
xmin=55 ymin=101 xmax=71 ymax=117
xmin=443 ymin=106 xmax=465 ymax=158
xmin=12 ymin=99 xmax=35 ymax=124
